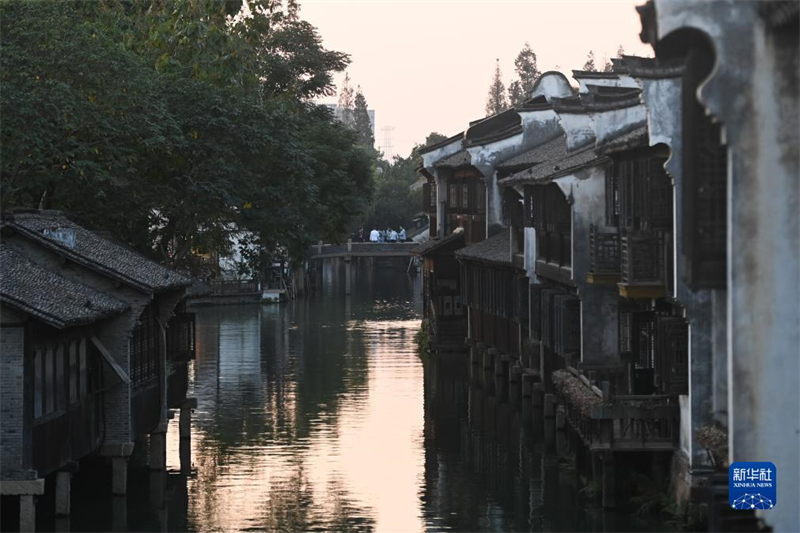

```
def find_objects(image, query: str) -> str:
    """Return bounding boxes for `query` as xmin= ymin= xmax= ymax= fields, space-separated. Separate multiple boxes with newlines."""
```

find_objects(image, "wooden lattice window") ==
xmin=554 ymin=295 xmax=580 ymax=359
xmin=524 ymin=185 xmax=534 ymax=227
xmin=531 ymin=184 xmax=571 ymax=267
xmin=448 ymin=182 xmax=459 ymax=212
xmin=618 ymin=156 xmax=671 ymax=232
xmin=682 ymin=48 xmax=727 ymax=288
xmin=167 ymin=312 xmax=196 ymax=362
xmin=656 ymin=316 xmax=688 ymax=394
xmin=530 ymin=284 xmax=544 ymax=341
xmin=606 ymin=163 xmax=620 ymax=227
xmin=132 ymin=301 xmax=161 ymax=387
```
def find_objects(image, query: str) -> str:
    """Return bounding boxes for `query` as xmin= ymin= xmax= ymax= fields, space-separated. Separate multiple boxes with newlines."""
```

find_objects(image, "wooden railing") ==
xmin=620 ymin=230 xmax=665 ymax=284
xmin=209 ymin=279 xmax=260 ymax=296
xmin=556 ymin=367 xmax=679 ymax=452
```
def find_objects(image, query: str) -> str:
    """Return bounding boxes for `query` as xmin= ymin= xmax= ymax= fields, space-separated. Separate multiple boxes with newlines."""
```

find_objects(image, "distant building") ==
xmin=323 ymin=103 xmax=376 ymax=145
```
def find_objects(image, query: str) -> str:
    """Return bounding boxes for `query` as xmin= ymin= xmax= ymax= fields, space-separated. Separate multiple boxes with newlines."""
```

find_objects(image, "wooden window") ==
xmin=606 ymin=163 xmax=620 ymax=227
xmin=79 ymin=339 xmax=88 ymax=399
xmin=132 ymin=301 xmax=160 ymax=387
xmin=682 ymin=48 xmax=727 ymax=288
xmin=55 ymin=344 xmax=65 ymax=412
xmin=657 ymin=316 xmax=689 ymax=394
xmin=476 ymin=180 xmax=486 ymax=215
xmin=69 ymin=341 xmax=78 ymax=404
xmin=448 ymin=182 xmax=459 ymax=212
xmin=45 ymin=346 xmax=54 ymax=415
xmin=34 ymin=348 xmax=43 ymax=418
xmin=461 ymin=179 xmax=470 ymax=211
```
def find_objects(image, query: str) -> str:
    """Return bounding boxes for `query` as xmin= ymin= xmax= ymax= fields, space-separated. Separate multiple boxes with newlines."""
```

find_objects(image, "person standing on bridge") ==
xmin=389 ymin=228 xmax=398 ymax=242
xmin=399 ymin=227 xmax=406 ymax=242
xmin=369 ymin=228 xmax=379 ymax=242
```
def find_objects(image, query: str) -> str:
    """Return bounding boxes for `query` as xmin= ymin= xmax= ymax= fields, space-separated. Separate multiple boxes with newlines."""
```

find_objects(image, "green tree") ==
xmin=353 ymin=88 xmax=374 ymax=147
xmin=1 ymin=0 xmax=375 ymax=274
xmin=485 ymin=59 xmax=508 ymax=116
xmin=508 ymin=42 xmax=541 ymax=105
xmin=337 ymin=72 xmax=355 ymax=128
xmin=583 ymin=50 xmax=597 ymax=72
xmin=363 ymin=132 xmax=447 ymax=232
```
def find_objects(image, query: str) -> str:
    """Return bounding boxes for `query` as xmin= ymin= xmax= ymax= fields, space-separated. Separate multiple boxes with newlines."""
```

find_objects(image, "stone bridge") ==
xmin=307 ymin=241 xmax=420 ymax=295
xmin=307 ymin=241 xmax=418 ymax=259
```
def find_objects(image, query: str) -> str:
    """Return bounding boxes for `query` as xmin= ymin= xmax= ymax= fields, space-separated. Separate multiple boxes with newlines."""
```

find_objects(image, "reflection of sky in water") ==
xmin=166 ymin=268 xmax=425 ymax=532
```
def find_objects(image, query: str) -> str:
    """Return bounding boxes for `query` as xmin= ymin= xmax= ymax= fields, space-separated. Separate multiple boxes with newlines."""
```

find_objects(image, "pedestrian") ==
xmin=369 ymin=228 xmax=379 ymax=242
xmin=357 ymin=227 xmax=365 ymax=242
xmin=389 ymin=228 xmax=398 ymax=242
xmin=399 ymin=227 xmax=406 ymax=242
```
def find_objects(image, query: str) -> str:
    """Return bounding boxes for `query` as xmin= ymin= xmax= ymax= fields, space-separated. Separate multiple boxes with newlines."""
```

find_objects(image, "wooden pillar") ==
xmin=55 ymin=471 xmax=71 ymax=516
xmin=111 ymin=492 xmax=127 ymax=532
xmin=602 ymin=452 xmax=616 ymax=509
xmin=179 ymin=399 xmax=195 ymax=473
xmin=149 ymin=429 xmax=167 ymax=471
xmin=344 ymin=256 xmax=352 ymax=296
xmin=19 ymin=495 xmax=36 ymax=533
xmin=111 ymin=456 xmax=129 ymax=496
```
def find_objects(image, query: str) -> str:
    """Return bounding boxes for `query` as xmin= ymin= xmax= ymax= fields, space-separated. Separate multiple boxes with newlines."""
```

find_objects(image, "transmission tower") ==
xmin=381 ymin=126 xmax=395 ymax=160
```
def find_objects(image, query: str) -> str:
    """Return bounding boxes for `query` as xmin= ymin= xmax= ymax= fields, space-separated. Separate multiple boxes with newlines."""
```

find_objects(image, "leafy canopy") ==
xmin=1 ymin=0 xmax=375 ymax=275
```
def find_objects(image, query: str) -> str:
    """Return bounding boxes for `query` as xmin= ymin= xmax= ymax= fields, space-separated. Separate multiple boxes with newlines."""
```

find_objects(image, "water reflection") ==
xmin=169 ymin=263 xmax=423 ymax=532
xmin=63 ymin=260 xmax=666 ymax=532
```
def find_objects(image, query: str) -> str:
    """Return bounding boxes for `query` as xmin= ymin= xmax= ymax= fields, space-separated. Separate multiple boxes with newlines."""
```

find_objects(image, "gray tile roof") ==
xmin=499 ymin=145 xmax=608 ymax=187
xmin=7 ymin=211 xmax=190 ymax=293
xmin=496 ymin=135 xmax=568 ymax=173
xmin=598 ymin=125 xmax=649 ymax=154
xmin=418 ymin=131 xmax=464 ymax=155
xmin=415 ymin=228 xmax=464 ymax=256
xmin=1 ymin=247 xmax=129 ymax=329
xmin=454 ymin=229 xmax=511 ymax=265
xmin=621 ymin=55 xmax=684 ymax=79
xmin=434 ymin=149 xmax=471 ymax=169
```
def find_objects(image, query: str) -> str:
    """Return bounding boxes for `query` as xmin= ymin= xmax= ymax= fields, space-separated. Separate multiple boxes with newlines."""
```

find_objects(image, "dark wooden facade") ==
xmin=681 ymin=48 xmax=728 ymax=289
xmin=131 ymin=301 xmax=163 ymax=436
xmin=419 ymin=232 xmax=467 ymax=351
xmin=606 ymin=151 xmax=673 ymax=298
xmin=461 ymin=262 xmax=526 ymax=357
xmin=27 ymin=325 xmax=105 ymax=477
xmin=527 ymin=183 xmax=572 ymax=284
xmin=446 ymin=169 xmax=485 ymax=244
xmin=166 ymin=308 xmax=196 ymax=408
xmin=422 ymin=180 xmax=438 ymax=238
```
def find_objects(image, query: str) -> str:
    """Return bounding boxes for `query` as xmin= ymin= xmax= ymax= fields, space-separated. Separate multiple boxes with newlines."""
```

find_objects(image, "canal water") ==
xmin=63 ymin=263 xmax=669 ymax=532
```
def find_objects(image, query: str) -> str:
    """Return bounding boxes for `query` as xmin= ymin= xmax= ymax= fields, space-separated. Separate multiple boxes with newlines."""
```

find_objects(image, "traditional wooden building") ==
xmin=457 ymin=229 xmax=528 ymax=362
xmin=1 ymin=247 xmax=129 ymax=531
xmin=415 ymin=228 xmax=466 ymax=352
xmin=1 ymin=210 xmax=194 ymax=530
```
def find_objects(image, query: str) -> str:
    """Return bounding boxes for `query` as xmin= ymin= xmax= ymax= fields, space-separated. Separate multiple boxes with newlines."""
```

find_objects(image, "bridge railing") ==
xmin=310 ymin=241 xmax=418 ymax=257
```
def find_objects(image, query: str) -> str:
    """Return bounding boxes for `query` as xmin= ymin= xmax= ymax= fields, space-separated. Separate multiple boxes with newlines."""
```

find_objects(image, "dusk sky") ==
xmin=302 ymin=1 xmax=653 ymax=159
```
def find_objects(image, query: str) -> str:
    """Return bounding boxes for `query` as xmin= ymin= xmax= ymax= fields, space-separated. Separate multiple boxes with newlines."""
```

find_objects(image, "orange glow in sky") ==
xmin=302 ymin=0 xmax=653 ymax=158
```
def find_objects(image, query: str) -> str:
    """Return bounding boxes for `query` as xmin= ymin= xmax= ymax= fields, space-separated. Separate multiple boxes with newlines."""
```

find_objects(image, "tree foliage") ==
xmin=363 ymin=133 xmax=447 ymax=232
xmin=353 ymin=88 xmax=374 ymax=147
xmin=1 ymin=0 xmax=375 ymax=275
xmin=508 ymin=43 xmax=541 ymax=106
xmin=583 ymin=50 xmax=597 ymax=72
xmin=337 ymin=72 xmax=355 ymax=128
xmin=485 ymin=60 xmax=508 ymax=116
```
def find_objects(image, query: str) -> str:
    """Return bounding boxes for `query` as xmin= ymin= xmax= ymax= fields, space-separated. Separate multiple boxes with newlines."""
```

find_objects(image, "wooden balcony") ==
xmin=618 ymin=230 xmax=667 ymax=298
xmin=586 ymin=224 xmax=620 ymax=285
xmin=209 ymin=279 xmax=260 ymax=296
xmin=553 ymin=367 xmax=679 ymax=452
